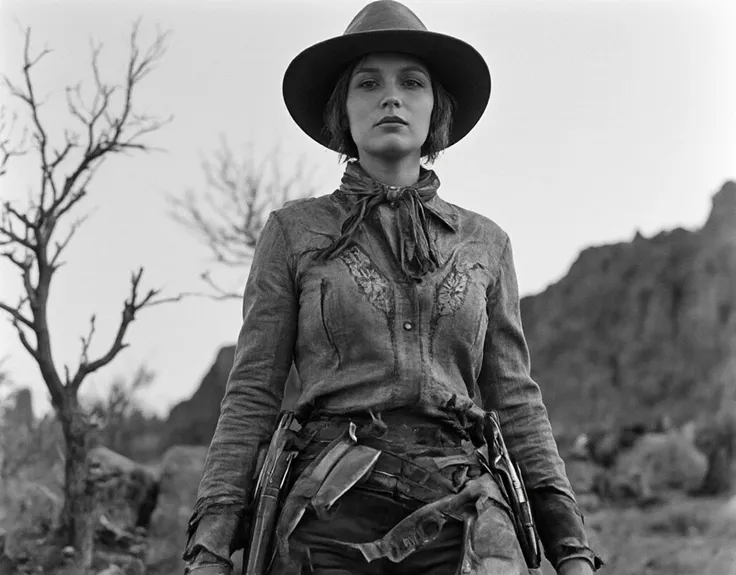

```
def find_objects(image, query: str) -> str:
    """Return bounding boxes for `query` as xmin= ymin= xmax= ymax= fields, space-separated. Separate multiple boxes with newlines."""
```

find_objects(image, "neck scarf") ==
xmin=318 ymin=162 xmax=454 ymax=280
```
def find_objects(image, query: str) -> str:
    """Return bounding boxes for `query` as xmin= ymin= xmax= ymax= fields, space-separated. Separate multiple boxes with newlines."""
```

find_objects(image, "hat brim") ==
xmin=282 ymin=29 xmax=491 ymax=152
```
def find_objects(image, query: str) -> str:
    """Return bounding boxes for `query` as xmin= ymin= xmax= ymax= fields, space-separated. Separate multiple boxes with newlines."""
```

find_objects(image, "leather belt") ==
xmin=292 ymin=414 xmax=485 ymax=511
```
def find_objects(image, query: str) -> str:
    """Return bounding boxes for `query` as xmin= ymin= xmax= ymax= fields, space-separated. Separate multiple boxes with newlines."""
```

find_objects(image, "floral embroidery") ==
xmin=339 ymin=246 xmax=393 ymax=315
xmin=428 ymin=260 xmax=484 ymax=361
xmin=435 ymin=261 xmax=481 ymax=316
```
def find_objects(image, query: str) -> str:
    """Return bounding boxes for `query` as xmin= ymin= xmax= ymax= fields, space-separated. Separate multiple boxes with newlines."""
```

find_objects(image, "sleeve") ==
xmin=478 ymin=236 xmax=604 ymax=572
xmin=183 ymin=212 xmax=298 ymax=569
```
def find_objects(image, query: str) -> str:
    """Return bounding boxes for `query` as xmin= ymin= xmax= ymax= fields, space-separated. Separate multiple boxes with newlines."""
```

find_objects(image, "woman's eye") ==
xmin=403 ymin=78 xmax=424 ymax=88
xmin=358 ymin=79 xmax=378 ymax=88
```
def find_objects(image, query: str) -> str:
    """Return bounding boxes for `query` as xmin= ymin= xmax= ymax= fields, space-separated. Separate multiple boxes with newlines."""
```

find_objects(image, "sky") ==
xmin=0 ymin=0 xmax=734 ymax=417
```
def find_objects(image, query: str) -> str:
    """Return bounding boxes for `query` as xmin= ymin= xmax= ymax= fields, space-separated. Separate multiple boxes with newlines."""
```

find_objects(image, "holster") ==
xmin=480 ymin=410 xmax=542 ymax=570
xmin=244 ymin=411 xmax=298 ymax=575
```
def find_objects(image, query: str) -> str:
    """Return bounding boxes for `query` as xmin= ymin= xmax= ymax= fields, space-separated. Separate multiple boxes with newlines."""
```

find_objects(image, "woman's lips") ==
xmin=376 ymin=115 xmax=408 ymax=126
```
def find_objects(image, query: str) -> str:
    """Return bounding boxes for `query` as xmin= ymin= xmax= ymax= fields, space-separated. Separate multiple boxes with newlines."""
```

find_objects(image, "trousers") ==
xmin=269 ymin=411 xmax=529 ymax=575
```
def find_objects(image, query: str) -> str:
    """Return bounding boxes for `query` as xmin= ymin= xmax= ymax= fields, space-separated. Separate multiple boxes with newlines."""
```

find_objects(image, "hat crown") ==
xmin=344 ymin=1 xmax=428 ymax=35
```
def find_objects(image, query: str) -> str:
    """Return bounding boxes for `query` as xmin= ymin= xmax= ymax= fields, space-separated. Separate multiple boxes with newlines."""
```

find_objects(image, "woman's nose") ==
xmin=381 ymin=91 xmax=401 ymax=109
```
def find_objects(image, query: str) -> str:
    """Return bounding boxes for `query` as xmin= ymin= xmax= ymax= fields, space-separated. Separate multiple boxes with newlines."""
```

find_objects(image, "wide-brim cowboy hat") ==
xmin=282 ymin=0 xmax=491 ymax=152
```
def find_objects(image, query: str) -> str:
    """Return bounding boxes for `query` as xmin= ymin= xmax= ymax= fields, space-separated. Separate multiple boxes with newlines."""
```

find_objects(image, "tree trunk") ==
xmin=59 ymin=399 xmax=95 ymax=571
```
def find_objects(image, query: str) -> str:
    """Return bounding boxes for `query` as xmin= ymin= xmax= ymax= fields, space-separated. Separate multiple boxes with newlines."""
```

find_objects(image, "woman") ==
xmin=183 ymin=2 xmax=603 ymax=574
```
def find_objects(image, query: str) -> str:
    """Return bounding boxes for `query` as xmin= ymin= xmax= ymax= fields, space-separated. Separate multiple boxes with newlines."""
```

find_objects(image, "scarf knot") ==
xmin=386 ymin=187 xmax=404 ymax=206
xmin=317 ymin=162 xmax=446 ymax=281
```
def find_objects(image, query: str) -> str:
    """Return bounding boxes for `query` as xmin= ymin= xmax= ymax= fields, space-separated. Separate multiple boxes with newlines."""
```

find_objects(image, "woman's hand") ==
xmin=557 ymin=558 xmax=595 ymax=575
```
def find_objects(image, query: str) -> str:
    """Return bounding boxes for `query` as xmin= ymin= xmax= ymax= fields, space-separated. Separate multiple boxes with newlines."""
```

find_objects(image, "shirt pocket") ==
xmin=314 ymin=247 xmax=396 ymax=370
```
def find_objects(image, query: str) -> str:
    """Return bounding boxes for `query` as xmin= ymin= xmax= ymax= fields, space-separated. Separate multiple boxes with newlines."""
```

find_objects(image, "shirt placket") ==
xmin=375 ymin=203 xmax=425 ymax=402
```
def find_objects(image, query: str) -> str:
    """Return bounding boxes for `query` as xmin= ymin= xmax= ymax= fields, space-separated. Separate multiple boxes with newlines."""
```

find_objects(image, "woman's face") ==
xmin=346 ymin=52 xmax=434 ymax=161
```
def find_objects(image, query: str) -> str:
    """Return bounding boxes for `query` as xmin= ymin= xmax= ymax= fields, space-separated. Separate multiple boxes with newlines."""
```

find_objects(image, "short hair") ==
xmin=323 ymin=57 xmax=456 ymax=164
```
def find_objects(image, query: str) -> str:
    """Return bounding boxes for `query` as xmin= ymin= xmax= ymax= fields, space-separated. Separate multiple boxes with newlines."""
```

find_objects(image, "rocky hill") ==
xmin=160 ymin=346 xmax=235 ymax=450
xmin=164 ymin=181 xmax=736 ymax=443
xmin=523 ymin=181 xmax=736 ymax=434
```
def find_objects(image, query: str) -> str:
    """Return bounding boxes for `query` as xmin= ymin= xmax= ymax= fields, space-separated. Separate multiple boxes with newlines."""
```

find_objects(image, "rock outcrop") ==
xmin=603 ymin=431 xmax=709 ymax=503
xmin=522 ymin=181 xmax=736 ymax=435
xmin=161 ymin=346 xmax=236 ymax=450
xmin=87 ymin=446 xmax=158 ymax=529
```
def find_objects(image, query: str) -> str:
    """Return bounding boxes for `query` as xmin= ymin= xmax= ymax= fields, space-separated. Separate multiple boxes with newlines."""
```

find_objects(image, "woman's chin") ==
xmin=364 ymin=139 xmax=422 ymax=161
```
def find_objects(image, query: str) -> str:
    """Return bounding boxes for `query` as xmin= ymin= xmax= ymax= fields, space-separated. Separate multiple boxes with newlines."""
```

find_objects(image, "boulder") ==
xmin=693 ymin=401 xmax=736 ymax=495
xmin=585 ymin=430 xmax=622 ymax=468
xmin=87 ymin=446 xmax=158 ymax=529
xmin=146 ymin=445 xmax=208 ymax=574
xmin=605 ymin=432 xmax=708 ymax=503
xmin=153 ymin=445 xmax=208 ymax=518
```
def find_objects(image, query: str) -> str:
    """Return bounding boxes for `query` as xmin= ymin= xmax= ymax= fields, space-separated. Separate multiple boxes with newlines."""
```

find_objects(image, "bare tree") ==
xmin=169 ymin=137 xmax=319 ymax=299
xmin=0 ymin=23 xmax=176 ymax=570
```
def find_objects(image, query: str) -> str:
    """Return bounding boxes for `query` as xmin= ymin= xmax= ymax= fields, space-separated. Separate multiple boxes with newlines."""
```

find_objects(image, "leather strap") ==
xmin=344 ymin=474 xmax=510 ymax=564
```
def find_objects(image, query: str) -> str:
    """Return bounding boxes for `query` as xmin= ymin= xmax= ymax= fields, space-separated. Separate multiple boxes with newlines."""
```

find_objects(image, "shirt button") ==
xmin=403 ymin=321 xmax=414 ymax=331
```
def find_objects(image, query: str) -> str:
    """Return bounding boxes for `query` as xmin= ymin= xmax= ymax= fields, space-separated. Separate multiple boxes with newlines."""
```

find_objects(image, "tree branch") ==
xmin=79 ymin=314 xmax=96 ymax=364
xmin=196 ymin=270 xmax=243 ymax=300
xmin=0 ymin=107 xmax=28 ymax=177
xmin=0 ymin=300 xmax=34 ymax=329
xmin=49 ymin=214 xmax=88 ymax=269
xmin=0 ymin=215 xmax=35 ymax=250
xmin=20 ymin=30 xmax=56 ymax=202
xmin=68 ymin=268 xmax=181 ymax=391
xmin=11 ymin=317 xmax=38 ymax=359
xmin=168 ymin=139 xmax=318 ymax=298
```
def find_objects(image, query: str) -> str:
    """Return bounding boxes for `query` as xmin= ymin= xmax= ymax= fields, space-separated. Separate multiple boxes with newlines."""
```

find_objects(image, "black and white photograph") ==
xmin=0 ymin=1 xmax=734 ymax=574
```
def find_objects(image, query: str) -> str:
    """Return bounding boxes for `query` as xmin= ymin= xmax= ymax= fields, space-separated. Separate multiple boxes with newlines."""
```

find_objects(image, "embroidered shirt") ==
xmin=184 ymin=171 xmax=600 ymax=572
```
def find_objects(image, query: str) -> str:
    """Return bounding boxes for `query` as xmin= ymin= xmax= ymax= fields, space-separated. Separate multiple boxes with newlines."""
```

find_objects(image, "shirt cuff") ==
xmin=528 ymin=489 xmax=605 ymax=570
xmin=183 ymin=510 xmax=241 ymax=568
xmin=555 ymin=550 xmax=604 ymax=572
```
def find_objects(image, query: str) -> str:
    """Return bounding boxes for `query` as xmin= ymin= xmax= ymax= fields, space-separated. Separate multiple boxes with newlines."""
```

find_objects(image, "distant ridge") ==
xmin=522 ymin=180 xmax=736 ymax=434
